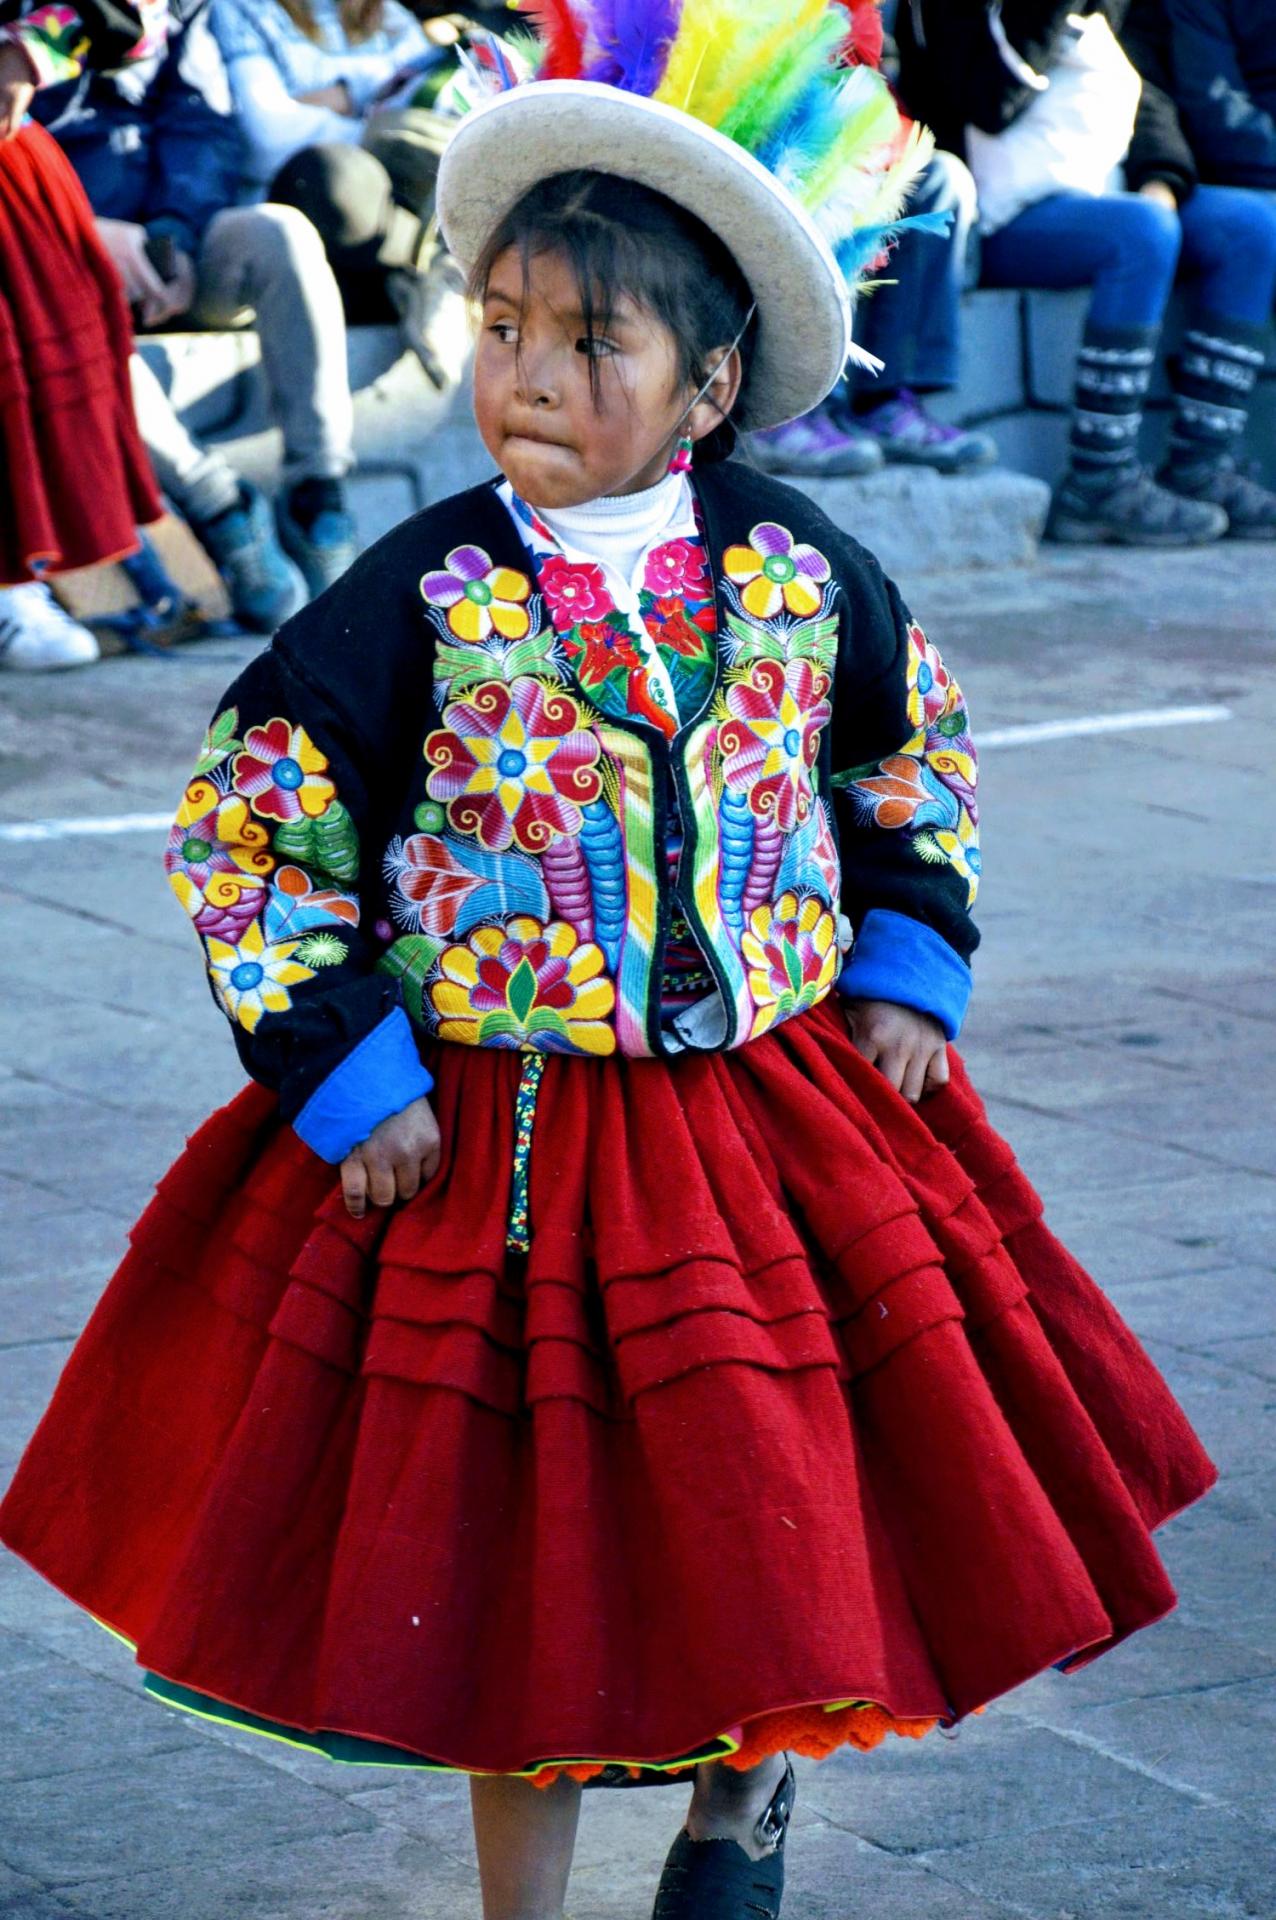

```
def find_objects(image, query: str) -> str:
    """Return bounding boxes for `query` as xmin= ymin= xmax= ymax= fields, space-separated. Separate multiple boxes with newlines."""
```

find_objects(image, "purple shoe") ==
xmin=859 ymin=390 xmax=998 ymax=474
xmin=751 ymin=406 xmax=885 ymax=478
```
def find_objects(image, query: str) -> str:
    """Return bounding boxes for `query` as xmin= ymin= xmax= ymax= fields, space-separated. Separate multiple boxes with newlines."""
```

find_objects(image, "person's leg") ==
xmin=850 ymin=152 xmax=997 ymax=471
xmin=195 ymin=204 xmax=358 ymax=598
xmin=128 ymin=352 xmax=304 ymax=629
xmin=652 ymin=1752 xmax=795 ymax=1919
xmin=469 ymin=1773 xmax=582 ymax=1920
xmin=1161 ymin=184 xmax=1276 ymax=536
xmin=982 ymin=192 xmax=1225 ymax=544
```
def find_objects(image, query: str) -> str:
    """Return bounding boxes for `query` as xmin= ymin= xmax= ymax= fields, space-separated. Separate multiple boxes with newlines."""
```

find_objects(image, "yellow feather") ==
xmin=654 ymin=0 xmax=738 ymax=117
xmin=696 ymin=0 xmax=831 ymax=130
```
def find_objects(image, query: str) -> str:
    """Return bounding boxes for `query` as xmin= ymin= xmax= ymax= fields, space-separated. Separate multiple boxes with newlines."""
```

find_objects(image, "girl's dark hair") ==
xmin=467 ymin=170 xmax=757 ymax=465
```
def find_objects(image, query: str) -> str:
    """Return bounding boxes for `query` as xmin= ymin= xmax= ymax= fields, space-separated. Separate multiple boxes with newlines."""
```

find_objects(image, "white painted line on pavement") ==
xmin=979 ymin=704 xmax=1232 ymax=748
xmin=0 ymin=704 xmax=1235 ymax=845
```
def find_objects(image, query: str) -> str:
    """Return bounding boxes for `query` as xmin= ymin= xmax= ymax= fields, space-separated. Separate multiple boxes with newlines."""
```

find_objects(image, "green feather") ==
xmin=718 ymin=13 xmax=844 ymax=154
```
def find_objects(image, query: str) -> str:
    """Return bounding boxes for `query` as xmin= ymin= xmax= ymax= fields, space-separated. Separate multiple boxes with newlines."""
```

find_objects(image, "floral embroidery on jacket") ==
xmin=430 ymin=917 xmax=616 ymax=1054
xmin=742 ymin=890 xmax=839 ymax=1040
xmin=167 ymin=706 xmax=361 ymax=1033
xmin=424 ymin=680 xmax=603 ymax=853
xmin=421 ymin=545 xmax=533 ymax=642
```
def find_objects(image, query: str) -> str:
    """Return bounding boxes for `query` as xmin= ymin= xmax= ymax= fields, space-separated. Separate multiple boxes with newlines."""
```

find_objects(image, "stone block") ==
xmin=1021 ymin=289 xmax=1091 ymax=409
xmin=0 ymin=1643 xmax=203 ymax=1784
xmin=0 ymin=1742 xmax=374 ymax=1885
xmin=930 ymin=289 xmax=1027 ymax=426
xmin=804 ymin=465 xmax=1050 ymax=574
xmin=916 ymin=1803 xmax=1275 ymax=1919
xmin=798 ymin=1711 xmax=1193 ymax=1857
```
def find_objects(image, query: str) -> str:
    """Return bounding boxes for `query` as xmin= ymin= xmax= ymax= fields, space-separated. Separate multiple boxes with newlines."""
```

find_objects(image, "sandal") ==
xmin=651 ymin=1756 xmax=796 ymax=1919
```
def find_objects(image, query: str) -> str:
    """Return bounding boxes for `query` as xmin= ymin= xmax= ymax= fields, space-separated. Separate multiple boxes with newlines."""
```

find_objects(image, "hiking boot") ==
xmin=193 ymin=482 xmax=306 ymax=633
xmin=276 ymin=477 xmax=359 ymax=600
xmin=857 ymin=389 xmax=998 ymax=473
xmin=1160 ymin=455 xmax=1276 ymax=541
xmin=751 ymin=407 xmax=884 ymax=477
xmin=1045 ymin=466 xmax=1228 ymax=547
xmin=0 ymin=582 xmax=100 ymax=670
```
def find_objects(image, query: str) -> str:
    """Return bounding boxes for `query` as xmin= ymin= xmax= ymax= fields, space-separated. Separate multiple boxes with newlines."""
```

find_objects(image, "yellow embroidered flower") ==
xmin=742 ymin=890 xmax=838 ymax=1039
xmin=431 ymin=916 xmax=615 ymax=1055
xmin=924 ymin=809 xmax=981 ymax=909
xmin=724 ymin=521 xmax=830 ymax=621
xmin=420 ymin=544 xmax=533 ymax=642
xmin=205 ymin=918 xmax=315 ymax=1033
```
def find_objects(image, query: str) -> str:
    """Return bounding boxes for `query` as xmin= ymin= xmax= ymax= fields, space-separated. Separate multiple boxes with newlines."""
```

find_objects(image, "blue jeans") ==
xmin=979 ymin=185 xmax=1276 ymax=331
xmin=849 ymin=150 xmax=979 ymax=393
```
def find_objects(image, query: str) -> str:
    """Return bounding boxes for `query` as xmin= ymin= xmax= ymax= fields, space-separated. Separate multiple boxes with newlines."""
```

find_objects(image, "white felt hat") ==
xmin=436 ymin=80 xmax=855 ymax=432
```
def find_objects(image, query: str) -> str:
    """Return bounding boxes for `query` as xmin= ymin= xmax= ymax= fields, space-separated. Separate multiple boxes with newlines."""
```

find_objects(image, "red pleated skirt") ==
xmin=0 ymin=998 xmax=1216 ymax=1780
xmin=0 ymin=123 xmax=162 ymax=584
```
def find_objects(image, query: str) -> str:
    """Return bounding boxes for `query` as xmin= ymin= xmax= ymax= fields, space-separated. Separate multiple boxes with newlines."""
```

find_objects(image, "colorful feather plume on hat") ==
xmin=511 ymin=0 xmax=934 ymax=284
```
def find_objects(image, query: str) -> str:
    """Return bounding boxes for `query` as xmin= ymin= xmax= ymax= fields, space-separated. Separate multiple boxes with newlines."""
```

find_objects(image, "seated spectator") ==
xmin=0 ymin=0 xmax=168 ymax=670
xmin=751 ymin=7 xmax=996 ymax=479
xmin=211 ymin=0 xmax=481 ymax=392
xmin=32 ymin=0 xmax=361 ymax=603
xmin=1164 ymin=0 xmax=1276 ymax=192
xmin=897 ymin=0 xmax=1276 ymax=544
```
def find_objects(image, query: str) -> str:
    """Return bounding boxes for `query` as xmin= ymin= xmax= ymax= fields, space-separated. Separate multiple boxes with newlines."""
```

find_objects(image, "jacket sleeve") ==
xmin=166 ymin=635 xmax=434 ymax=1162
xmin=0 ymin=0 xmax=167 ymax=85
xmin=1165 ymin=0 xmax=1276 ymax=186
xmin=828 ymin=555 xmax=980 ymax=1041
xmin=1121 ymin=0 xmax=1199 ymax=200
xmin=144 ymin=1 xmax=240 ymax=252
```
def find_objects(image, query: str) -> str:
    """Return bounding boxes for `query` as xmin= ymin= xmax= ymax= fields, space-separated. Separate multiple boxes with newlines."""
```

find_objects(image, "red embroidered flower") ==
xmin=719 ymin=658 xmax=832 ymax=833
xmin=566 ymin=619 xmax=644 ymax=687
xmin=539 ymin=557 xmax=612 ymax=633
xmin=643 ymin=538 xmax=710 ymax=599
xmin=232 ymin=718 xmax=335 ymax=824
xmin=424 ymin=678 xmax=603 ymax=852
xmin=644 ymin=598 xmax=716 ymax=659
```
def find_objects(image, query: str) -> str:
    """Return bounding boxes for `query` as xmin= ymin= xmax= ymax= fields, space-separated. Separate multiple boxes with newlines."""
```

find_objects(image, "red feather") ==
xmin=834 ymin=0 xmax=885 ymax=70
xmin=518 ymin=0 xmax=587 ymax=80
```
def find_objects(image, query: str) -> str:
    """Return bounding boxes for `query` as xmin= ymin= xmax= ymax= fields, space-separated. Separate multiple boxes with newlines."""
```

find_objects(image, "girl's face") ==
xmin=473 ymin=245 xmax=740 ymax=508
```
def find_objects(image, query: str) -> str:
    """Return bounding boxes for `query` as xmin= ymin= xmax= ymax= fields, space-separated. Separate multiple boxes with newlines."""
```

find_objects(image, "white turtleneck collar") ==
xmin=533 ymin=469 xmax=693 ymax=594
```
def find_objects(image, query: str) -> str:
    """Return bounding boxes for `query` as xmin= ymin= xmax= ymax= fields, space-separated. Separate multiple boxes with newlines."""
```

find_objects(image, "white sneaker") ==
xmin=0 ymin=583 xmax=101 ymax=670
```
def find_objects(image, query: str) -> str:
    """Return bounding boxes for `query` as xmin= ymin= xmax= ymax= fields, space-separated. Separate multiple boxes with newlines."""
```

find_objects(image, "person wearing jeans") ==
xmin=32 ymin=0 xmax=361 ymax=605
xmin=897 ymin=0 xmax=1276 ymax=544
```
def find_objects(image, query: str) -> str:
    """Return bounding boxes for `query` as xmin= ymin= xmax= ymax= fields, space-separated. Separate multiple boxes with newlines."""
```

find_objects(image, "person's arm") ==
xmin=144 ymin=2 xmax=241 ymax=257
xmin=828 ymin=556 xmax=980 ymax=1054
xmin=1165 ymin=0 xmax=1276 ymax=185
xmin=167 ymin=633 xmax=434 ymax=1166
xmin=1122 ymin=0 xmax=1199 ymax=202
xmin=210 ymin=0 xmax=358 ymax=184
xmin=336 ymin=0 xmax=426 ymax=116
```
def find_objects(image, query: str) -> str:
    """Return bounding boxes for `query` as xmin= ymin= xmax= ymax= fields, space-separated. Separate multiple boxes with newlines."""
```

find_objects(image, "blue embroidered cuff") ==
xmin=837 ymin=907 xmax=972 ymax=1041
xmin=293 ymin=1007 xmax=434 ymax=1164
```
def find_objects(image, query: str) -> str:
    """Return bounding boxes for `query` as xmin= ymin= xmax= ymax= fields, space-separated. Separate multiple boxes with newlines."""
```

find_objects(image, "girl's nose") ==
xmin=515 ymin=344 xmax=560 ymax=409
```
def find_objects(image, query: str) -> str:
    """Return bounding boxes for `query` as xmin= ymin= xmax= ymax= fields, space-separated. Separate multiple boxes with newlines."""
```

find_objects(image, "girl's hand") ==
xmin=0 ymin=42 xmax=36 ymax=141
xmin=339 ymin=1095 xmax=441 ymax=1219
xmin=844 ymin=998 xmax=950 ymax=1104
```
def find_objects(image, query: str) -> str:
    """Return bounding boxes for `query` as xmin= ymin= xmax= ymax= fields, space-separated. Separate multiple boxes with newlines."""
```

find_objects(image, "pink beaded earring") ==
xmin=668 ymin=433 xmax=694 ymax=475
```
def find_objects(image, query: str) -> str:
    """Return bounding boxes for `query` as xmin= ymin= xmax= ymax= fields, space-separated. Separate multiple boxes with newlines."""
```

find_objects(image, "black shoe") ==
xmin=276 ymin=477 xmax=359 ymax=600
xmin=1045 ymin=465 xmax=1228 ymax=547
xmin=651 ymin=1757 xmax=795 ymax=1920
xmin=1160 ymin=454 xmax=1276 ymax=541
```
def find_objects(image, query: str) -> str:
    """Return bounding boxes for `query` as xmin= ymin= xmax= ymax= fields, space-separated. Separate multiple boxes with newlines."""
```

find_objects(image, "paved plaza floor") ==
xmin=0 ymin=537 xmax=1273 ymax=1919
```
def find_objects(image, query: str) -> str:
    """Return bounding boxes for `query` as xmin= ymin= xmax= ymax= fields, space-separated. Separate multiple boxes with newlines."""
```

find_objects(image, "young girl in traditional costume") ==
xmin=0 ymin=4 xmax=1217 ymax=1915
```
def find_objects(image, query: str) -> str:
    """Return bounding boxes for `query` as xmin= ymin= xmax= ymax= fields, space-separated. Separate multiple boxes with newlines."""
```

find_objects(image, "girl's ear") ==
xmin=686 ymin=345 xmax=744 ymax=446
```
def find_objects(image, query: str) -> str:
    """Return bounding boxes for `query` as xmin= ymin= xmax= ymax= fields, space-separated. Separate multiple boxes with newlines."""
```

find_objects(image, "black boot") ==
xmin=651 ymin=1757 xmax=796 ymax=1920
xmin=1160 ymin=315 xmax=1276 ymax=539
xmin=1045 ymin=322 xmax=1227 ymax=547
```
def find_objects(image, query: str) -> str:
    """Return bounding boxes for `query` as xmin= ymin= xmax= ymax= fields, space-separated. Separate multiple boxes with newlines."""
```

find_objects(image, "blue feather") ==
xmin=579 ymin=799 xmax=626 ymax=970
xmin=719 ymin=789 xmax=754 ymax=935
xmin=584 ymin=0 xmax=678 ymax=94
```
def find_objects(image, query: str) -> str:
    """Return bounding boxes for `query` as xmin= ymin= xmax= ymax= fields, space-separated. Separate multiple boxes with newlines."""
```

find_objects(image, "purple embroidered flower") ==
xmin=420 ymin=545 xmax=533 ymax=642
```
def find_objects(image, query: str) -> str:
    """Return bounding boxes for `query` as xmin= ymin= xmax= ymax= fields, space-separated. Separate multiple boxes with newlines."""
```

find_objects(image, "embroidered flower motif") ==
xmin=921 ymin=680 xmax=979 ymax=823
xmin=847 ymin=752 xmax=961 ymax=831
xmin=425 ymin=679 xmax=603 ymax=852
xmin=565 ymin=619 xmax=645 ymax=688
xmin=430 ymin=916 xmax=616 ymax=1055
xmin=539 ymin=556 xmax=613 ymax=634
xmin=719 ymin=658 xmax=832 ymax=833
xmin=383 ymin=831 xmax=547 ymax=939
xmin=204 ymin=919 xmax=315 ymax=1033
xmin=420 ymin=545 xmax=533 ymax=642
xmin=742 ymin=891 xmax=838 ymax=1039
xmin=643 ymin=538 xmax=710 ymax=599
xmin=918 ymin=810 xmax=981 ymax=908
xmin=905 ymin=623 xmax=953 ymax=733
xmin=166 ymin=777 xmax=274 ymax=941
xmin=232 ymin=719 xmax=336 ymax=825
xmin=723 ymin=523 xmax=830 ymax=621
xmin=643 ymin=597 xmax=716 ymax=660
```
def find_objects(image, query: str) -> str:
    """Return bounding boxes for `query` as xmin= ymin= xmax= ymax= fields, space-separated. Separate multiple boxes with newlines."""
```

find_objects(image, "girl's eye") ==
xmin=577 ymin=337 xmax=618 ymax=359
xmin=488 ymin=322 xmax=518 ymax=345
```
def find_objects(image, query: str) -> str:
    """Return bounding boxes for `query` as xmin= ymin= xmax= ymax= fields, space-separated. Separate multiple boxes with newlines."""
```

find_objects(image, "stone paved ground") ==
xmin=0 ymin=539 xmax=1273 ymax=1920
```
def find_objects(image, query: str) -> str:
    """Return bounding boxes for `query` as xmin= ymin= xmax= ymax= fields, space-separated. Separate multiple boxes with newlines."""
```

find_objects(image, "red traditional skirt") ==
xmin=0 ymin=123 xmax=162 ymax=584
xmin=0 ymin=998 xmax=1216 ymax=1782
